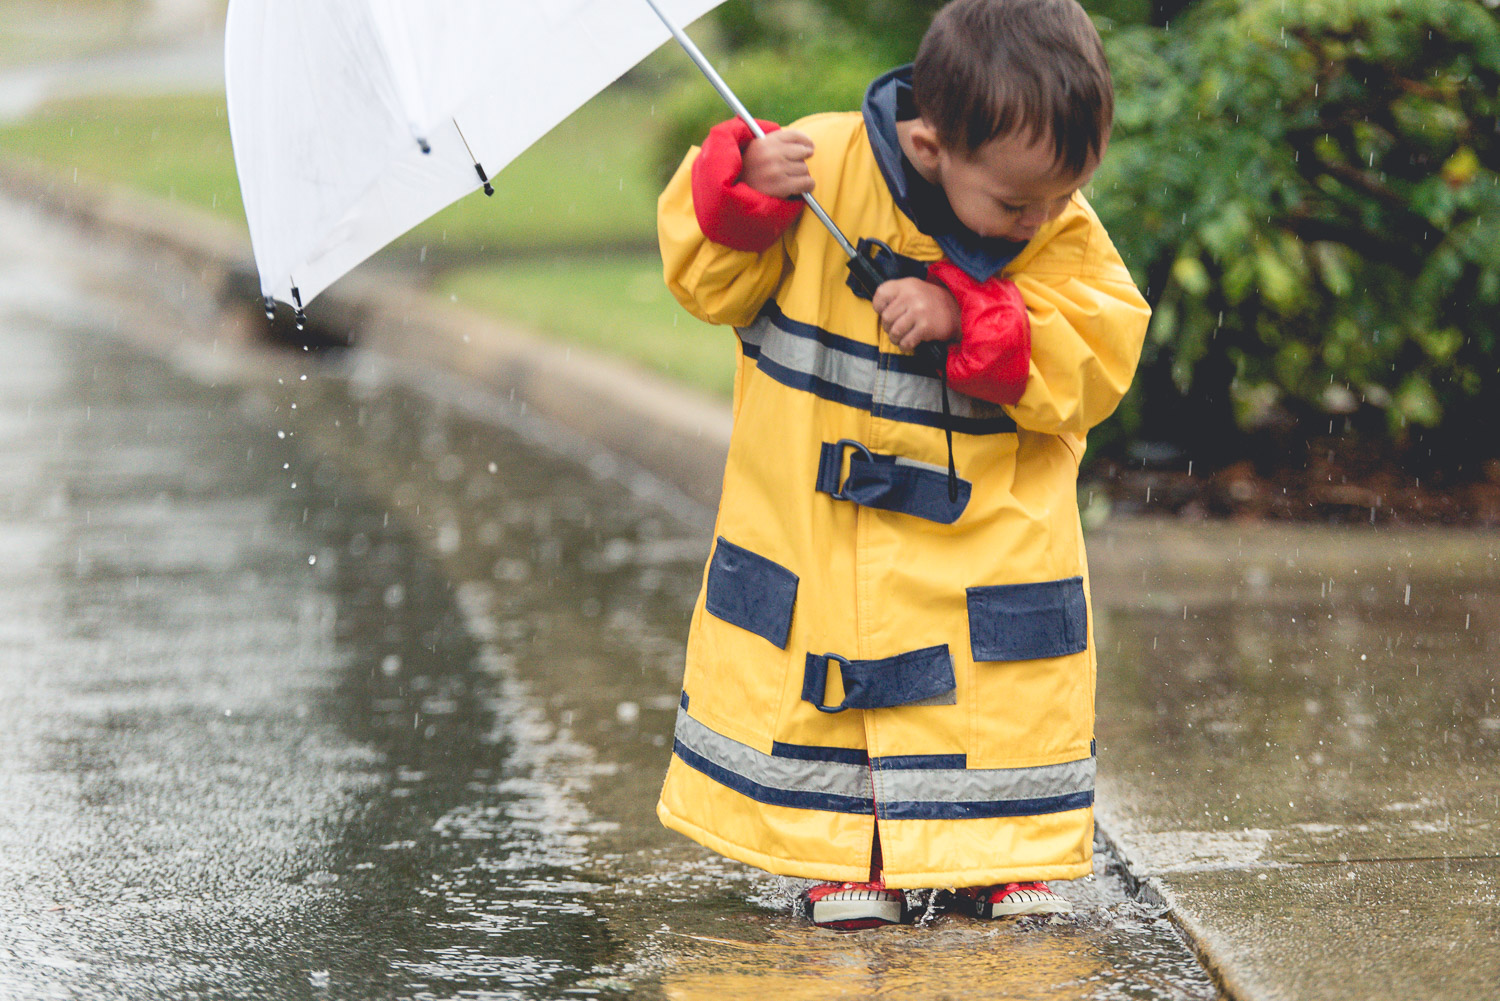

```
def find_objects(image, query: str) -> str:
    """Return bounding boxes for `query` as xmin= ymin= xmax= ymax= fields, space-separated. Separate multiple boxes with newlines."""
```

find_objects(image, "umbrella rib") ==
xmin=452 ymin=118 xmax=495 ymax=197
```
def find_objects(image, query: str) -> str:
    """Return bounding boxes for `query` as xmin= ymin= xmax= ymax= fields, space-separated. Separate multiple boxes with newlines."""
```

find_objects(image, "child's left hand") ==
xmin=872 ymin=278 xmax=962 ymax=352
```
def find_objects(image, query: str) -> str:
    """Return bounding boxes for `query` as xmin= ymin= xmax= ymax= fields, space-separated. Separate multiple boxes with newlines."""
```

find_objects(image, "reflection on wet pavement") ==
xmin=1090 ymin=523 xmax=1500 ymax=869
xmin=0 ymin=196 xmax=1220 ymax=999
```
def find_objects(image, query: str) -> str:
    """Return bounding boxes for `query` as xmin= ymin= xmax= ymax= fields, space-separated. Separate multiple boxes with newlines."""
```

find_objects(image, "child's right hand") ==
xmin=739 ymin=129 xmax=816 ymax=199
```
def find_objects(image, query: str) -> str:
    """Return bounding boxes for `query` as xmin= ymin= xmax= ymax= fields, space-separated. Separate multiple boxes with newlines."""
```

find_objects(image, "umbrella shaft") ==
xmin=643 ymin=0 xmax=858 ymax=260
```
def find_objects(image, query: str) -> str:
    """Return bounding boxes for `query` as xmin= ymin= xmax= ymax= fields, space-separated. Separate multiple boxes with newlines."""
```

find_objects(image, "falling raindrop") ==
xmin=307 ymin=555 xmax=317 ymax=565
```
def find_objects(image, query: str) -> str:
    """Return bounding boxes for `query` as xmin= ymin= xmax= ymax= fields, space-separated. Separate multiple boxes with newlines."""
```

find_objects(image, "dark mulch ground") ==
xmin=1088 ymin=436 xmax=1500 ymax=526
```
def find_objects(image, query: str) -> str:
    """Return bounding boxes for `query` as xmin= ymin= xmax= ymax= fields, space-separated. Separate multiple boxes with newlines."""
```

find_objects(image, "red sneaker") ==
xmin=803 ymin=881 xmax=906 ymax=930
xmin=959 ymin=881 xmax=1073 ymax=918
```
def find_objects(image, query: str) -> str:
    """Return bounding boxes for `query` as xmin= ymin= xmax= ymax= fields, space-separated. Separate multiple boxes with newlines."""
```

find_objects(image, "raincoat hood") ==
xmin=861 ymin=65 xmax=1027 ymax=283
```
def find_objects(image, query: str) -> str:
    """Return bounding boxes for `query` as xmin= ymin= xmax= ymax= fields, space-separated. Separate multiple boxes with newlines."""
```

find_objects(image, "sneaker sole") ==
xmin=986 ymin=899 xmax=1074 ymax=917
xmin=810 ymin=895 xmax=905 ymax=929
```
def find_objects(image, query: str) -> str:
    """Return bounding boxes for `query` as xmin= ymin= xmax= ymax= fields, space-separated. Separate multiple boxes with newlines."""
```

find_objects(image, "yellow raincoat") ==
xmin=656 ymin=107 xmax=1150 ymax=889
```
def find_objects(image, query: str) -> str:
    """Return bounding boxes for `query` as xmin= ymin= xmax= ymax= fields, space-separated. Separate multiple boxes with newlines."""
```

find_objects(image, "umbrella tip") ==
xmin=294 ymin=309 xmax=307 ymax=332
xmin=472 ymin=162 xmax=495 ymax=197
xmin=263 ymin=296 xmax=276 ymax=322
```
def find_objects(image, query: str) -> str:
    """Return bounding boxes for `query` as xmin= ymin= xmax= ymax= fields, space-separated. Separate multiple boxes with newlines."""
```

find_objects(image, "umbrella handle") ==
xmin=643 ymin=0 xmax=859 ymax=260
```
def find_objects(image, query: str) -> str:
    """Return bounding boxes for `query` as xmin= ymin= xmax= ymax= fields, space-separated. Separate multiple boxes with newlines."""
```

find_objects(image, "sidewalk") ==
xmin=1089 ymin=519 xmax=1500 ymax=999
xmin=5 ymin=164 xmax=1496 ymax=1000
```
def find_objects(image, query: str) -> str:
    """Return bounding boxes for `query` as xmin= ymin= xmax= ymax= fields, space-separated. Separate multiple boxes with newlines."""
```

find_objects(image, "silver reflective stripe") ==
xmin=675 ymin=708 xmax=870 ymax=800
xmin=736 ymin=311 xmax=1014 ymax=426
xmin=875 ymin=756 xmax=1095 ymax=805
xmin=891 ymin=454 xmax=950 ymax=475
xmin=876 ymin=359 xmax=1012 ymax=423
xmin=746 ymin=314 xmax=876 ymax=401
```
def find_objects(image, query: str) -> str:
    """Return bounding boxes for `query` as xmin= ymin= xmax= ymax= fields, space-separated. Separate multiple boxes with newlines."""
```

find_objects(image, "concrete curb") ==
xmin=0 ymin=159 xmax=733 ymax=511
xmin=1093 ymin=813 xmax=1245 ymax=1000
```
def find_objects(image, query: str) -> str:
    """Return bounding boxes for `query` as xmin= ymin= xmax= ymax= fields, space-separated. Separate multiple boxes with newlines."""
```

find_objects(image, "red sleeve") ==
xmin=927 ymin=260 xmax=1031 ymax=407
xmin=690 ymin=118 xmax=805 ymax=253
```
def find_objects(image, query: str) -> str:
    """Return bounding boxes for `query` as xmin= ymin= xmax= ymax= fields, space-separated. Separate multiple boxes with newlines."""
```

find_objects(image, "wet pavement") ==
xmin=0 ymin=197 xmax=1221 ymax=999
xmin=1089 ymin=522 xmax=1500 ymax=999
xmin=4 ymin=178 xmax=1498 ymax=999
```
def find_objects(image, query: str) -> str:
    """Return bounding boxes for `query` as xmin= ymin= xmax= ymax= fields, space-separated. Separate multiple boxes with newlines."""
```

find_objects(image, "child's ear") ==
xmin=906 ymin=119 xmax=945 ymax=173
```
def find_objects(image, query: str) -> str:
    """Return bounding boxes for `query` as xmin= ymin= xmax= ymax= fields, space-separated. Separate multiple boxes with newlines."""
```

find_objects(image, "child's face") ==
xmin=910 ymin=124 xmax=1102 ymax=243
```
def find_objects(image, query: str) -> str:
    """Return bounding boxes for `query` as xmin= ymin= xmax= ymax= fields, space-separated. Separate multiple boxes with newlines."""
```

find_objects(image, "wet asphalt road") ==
xmin=0 ymin=197 xmax=1221 ymax=999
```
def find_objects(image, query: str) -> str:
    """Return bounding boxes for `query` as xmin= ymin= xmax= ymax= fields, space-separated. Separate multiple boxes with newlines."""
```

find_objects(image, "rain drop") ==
xmin=308 ymin=555 xmax=317 ymax=565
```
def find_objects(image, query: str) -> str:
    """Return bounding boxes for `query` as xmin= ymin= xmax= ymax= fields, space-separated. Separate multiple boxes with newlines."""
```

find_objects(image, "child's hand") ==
xmin=740 ymin=129 xmax=816 ymax=199
xmin=873 ymin=278 xmax=962 ymax=352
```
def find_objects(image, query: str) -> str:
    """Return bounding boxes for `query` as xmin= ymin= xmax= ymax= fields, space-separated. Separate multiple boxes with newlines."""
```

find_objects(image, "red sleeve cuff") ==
xmin=927 ymin=260 xmax=1031 ymax=407
xmin=690 ymin=118 xmax=805 ymax=253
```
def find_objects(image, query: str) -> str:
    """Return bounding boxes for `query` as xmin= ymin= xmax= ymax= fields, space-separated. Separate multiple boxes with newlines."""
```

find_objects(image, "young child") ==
xmin=655 ymin=0 xmax=1150 ymax=929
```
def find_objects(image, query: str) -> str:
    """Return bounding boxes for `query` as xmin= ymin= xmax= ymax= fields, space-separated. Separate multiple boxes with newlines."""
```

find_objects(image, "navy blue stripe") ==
xmin=673 ymin=740 xmax=874 ymax=815
xmin=871 ymin=753 xmax=967 ymax=771
xmin=756 ymin=353 xmax=876 ymax=412
xmin=739 ymin=339 xmax=762 ymax=360
xmin=880 ymin=790 xmax=1094 ymax=821
xmin=680 ymin=691 xmax=689 ymax=710
xmin=760 ymin=300 xmax=881 ymax=361
xmin=873 ymin=401 xmax=1017 ymax=435
xmin=772 ymin=741 xmax=870 ymax=765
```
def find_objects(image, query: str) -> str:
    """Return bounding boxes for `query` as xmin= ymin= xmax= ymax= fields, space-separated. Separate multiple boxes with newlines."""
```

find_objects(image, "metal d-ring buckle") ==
xmin=812 ymin=653 xmax=852 ymax=713
xmin=829 ymin=439 xmax=873 ymax=502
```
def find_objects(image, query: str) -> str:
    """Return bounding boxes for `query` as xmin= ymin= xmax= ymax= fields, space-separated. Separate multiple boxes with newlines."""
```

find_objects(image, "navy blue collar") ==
xmin=861 ymin=65 xmax=1027 ymax=282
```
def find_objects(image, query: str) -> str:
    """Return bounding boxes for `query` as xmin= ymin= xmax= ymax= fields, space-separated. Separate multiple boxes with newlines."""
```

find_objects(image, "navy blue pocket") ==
xmin=967 ymin=577 xmax=1087 ymax=661
xmin=704 ymin=537 xmax=798 ymax=648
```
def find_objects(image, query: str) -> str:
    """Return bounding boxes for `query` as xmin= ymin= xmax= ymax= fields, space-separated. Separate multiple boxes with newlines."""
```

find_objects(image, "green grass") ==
xmin=0 ymin=86 xmax=668 ymax=249
xmin=0 ymin=93 xmax=245 ymax=218
xmin=407 ymin=87 xmax=665 ymax=253
xmin=436 ymin=255 xmax=734 ymax=398
xmin=0 ymin=85 xmax=736 ymax=395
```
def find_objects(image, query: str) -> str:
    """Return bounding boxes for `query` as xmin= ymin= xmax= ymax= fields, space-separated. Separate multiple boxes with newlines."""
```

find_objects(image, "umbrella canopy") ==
xmin=225 ymin=0 xmax=725 ymax=313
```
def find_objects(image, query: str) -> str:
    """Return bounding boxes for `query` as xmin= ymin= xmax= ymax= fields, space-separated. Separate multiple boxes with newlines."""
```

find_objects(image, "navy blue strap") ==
xmin=802 ymin=645 xmax=956 ymax=713
xmin=817 ymin=440 xmax=970 ymax=524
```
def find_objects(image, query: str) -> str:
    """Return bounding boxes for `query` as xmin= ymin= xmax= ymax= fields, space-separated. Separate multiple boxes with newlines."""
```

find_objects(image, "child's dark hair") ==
xmin=912 ymin=0 xmax=1113 ymax=176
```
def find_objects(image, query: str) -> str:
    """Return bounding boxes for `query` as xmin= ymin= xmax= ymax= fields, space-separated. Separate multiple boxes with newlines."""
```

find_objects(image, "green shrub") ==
xmin=1095 ymin=0 xmax=1500 ymax=465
